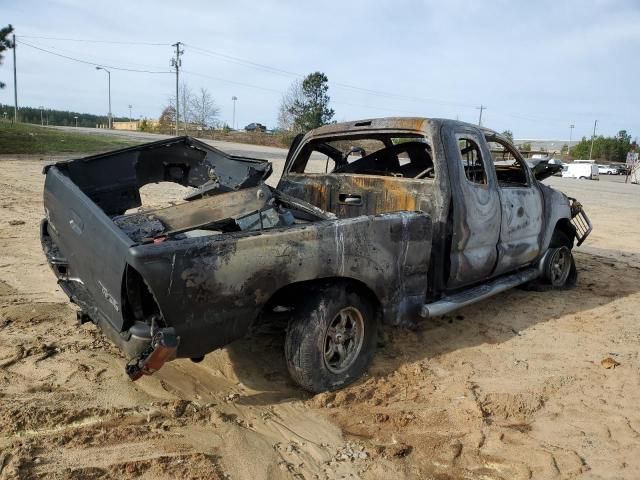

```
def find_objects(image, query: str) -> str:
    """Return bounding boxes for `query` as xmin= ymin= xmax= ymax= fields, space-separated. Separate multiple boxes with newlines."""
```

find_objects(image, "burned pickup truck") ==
xmin=41 ymin=118 xmax=591 ymax=392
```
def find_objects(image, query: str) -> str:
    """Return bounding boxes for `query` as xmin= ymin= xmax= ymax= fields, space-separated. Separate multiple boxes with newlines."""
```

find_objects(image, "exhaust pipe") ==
xmin=126 ymin=328 xmax=179 ymax=380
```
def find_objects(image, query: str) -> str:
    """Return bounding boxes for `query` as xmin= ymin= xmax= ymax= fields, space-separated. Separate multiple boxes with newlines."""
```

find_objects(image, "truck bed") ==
xmin=41 ymin=137 xmax=432 ymax=363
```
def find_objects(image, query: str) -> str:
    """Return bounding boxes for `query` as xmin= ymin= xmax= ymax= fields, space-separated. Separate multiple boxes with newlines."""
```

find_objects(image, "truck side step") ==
xmin=420 ymin=268 xmax=540 ymax=318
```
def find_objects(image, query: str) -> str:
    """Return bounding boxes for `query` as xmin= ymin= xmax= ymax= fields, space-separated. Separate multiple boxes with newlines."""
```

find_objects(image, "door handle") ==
xmin=339 ymin=193 xmax=362 ymax=206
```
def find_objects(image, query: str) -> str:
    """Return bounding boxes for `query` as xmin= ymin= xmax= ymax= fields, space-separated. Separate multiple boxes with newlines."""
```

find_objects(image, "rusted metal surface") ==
xmin=128 ymin=210 xmax=432 ymax=357
xmin=278 ymin=174 xmax=435 ymax=218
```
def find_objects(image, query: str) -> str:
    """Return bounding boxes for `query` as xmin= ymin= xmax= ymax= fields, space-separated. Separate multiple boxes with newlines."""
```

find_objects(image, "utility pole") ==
xmin=40 ymin=106 xmax=44 ymax=126
xmin=128 ymin=104 xmax=132 ymax=122
xmin=476 ymin=105 xmax=486 ymax=126
xmin=12 ymin=34 xmax=17 ymax=123
xmin=568 ymin=124 xmax=574 ymax=158
xmin=171 ymin=42 xmax=183 ymax=135
xmin=232 ymin=96 xmax=238 ymax=130
xmin=588 ymin=120 xmax=598 ymax=160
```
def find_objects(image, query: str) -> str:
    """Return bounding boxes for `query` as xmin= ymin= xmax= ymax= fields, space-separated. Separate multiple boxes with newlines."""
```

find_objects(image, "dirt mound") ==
xmin=2 ymin=157 xmax=640 ymax=479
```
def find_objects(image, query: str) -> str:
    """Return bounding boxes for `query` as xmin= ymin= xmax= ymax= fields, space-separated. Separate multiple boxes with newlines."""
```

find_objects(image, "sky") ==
xmin=1 ymin=0 xmax=638 ymax=140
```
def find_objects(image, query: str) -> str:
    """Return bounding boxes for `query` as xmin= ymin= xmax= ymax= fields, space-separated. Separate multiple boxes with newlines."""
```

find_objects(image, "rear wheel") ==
xmin=285 ymin=283 xmax=377 ymax=393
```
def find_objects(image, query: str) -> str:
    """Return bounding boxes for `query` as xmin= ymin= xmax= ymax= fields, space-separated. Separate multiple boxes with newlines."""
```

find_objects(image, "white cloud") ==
xmin=0 ymin=0 xmax=638 ymax=138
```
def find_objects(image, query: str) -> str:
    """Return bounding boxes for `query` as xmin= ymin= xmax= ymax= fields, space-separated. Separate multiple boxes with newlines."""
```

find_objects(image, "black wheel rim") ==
xmin=323 ymin=307 xmax=365 ymax=374
xmin=550 ymin=247 xmax=571 ymax=286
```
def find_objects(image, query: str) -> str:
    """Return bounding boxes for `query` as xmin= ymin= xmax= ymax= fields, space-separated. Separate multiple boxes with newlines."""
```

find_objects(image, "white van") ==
xmin=562 ymin=162 xmax=599 ymax=180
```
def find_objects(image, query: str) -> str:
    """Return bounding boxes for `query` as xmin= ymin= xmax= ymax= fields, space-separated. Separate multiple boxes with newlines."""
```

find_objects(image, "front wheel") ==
xmin=542 ymin=230 xmax=577 ymax=288
xmin=542 ymin=246 xmax=573 ymax=287
xmin=285 ymin=283 xmax=377 ymax=393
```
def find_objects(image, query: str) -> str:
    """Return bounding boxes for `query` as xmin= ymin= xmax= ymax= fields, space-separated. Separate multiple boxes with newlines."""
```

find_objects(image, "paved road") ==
xmin=53 ymin=125 xmax=292 ymax=182
xmin=53 ymin=125 xmax=290 ymax=160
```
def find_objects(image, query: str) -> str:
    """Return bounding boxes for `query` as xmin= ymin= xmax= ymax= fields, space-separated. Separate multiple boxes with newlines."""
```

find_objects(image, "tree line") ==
xmin=569 ymin=130 xmax=635 ymax=163
xmin=0 ymin=104 xmax=129 ymax=127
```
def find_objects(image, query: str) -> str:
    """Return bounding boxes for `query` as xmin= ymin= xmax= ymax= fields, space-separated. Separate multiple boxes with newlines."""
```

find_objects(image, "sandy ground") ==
xmin=1 ymin=147 xmax=640 ymax=480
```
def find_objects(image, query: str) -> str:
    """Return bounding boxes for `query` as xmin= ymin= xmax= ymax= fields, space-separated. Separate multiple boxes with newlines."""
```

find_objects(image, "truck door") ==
xmin=443 ymin=125 xmax=501 ymax=289
xmin=485 ymin=136 xmax=544 ymax=274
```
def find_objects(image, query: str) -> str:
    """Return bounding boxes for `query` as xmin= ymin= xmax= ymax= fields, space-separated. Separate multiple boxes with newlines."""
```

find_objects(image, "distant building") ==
xmin=112 ymin=121 xmax=139 ymax=131
xmin=104 ymin=120 xmax=160 ymax=131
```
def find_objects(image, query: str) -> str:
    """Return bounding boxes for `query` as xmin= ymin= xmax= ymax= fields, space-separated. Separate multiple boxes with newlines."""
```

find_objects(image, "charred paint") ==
xmin=41 ymin=118 xmax=588 ymax=371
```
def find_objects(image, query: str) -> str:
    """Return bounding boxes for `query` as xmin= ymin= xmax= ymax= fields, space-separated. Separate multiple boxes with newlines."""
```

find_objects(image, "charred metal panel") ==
xmin=538 ymin=183 xmax=573 ymax=249
xmin=47 ymin=137 xmax=271 ymax=216
xmin=127 ymin=212 xmax=432 ymax=358
xmin=278 ymin=174 xmax=436 ymax=219
xmin=278 ymin=120 xmax=451 ymax=299
xmin=442 ymin=125 xmax=501 ymax=288
xmin=43 ymin=167 xmax=133 ymax=331
xmin=493 ymin=186 xmax=544 ymax=275
xmin=301 ymin=117 xmax=432 ymax=140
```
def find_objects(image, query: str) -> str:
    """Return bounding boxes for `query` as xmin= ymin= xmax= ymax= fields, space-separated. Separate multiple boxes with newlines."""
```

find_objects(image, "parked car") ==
xmin=598 ymin=164 xmax=619 ymax=175
xmin=612 ymin=164 xmax=630 ymax=175
xmin=562 ymin=162 xmax=600 ymax=180
xmin=41 ymin=118 xmax=591 ymax=392
xmin=244 ymin=122 xmax=266 ymax=132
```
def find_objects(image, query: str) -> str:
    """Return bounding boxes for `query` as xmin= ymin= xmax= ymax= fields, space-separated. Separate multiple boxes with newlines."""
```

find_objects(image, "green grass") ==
xmin=0 ymin=122 xmax=143 ymax=154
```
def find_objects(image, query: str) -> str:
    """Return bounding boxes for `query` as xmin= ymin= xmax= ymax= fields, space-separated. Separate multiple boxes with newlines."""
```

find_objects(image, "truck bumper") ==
xmin=41 ymin=219 xmax=176 ymax=369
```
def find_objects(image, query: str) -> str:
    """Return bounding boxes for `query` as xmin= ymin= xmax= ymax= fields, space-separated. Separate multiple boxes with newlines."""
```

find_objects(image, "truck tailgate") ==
xmin=43 ymin=166 xmax=133 ymax=331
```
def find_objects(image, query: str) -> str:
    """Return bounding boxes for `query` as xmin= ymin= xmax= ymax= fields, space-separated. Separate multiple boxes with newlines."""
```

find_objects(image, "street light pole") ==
xmin=232 ymin=96 xmax=238 ymax=130
xmin=568 ymin=124 xmax=574 ymax=158
xmin=96 ymin=66 xmax=112 ymax=129
xmin=588 ymin=120 xmax=598 ymax=161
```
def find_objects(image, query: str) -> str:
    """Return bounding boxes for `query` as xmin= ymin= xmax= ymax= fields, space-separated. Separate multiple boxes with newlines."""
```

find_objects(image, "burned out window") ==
xmin=487 ymin=137 xmax=529 ymax=187
xmin=289 ymin=134 xmax=434 ymax=179
xmin=302 ymin=150 xmax=336 ymax=174
xmin=456 ymin=135 xmax=487 ymax=185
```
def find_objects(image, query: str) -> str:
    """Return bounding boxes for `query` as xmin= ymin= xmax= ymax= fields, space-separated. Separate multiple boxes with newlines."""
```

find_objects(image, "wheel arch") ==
xmin=551 ymin=218 xmax=577 ymax=248
xmin=255 ymin=276 xmax=382 ymax=330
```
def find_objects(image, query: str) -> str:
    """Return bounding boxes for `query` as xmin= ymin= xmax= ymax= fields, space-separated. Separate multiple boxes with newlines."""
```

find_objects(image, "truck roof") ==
xmin=306 ymin=117 xmax=499 ymax=138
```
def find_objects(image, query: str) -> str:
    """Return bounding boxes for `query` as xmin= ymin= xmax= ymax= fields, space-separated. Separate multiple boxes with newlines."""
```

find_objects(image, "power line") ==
xmin=21 ymin=38 xmax=178 ymax=71
xmin=181 ymin=69 xmax=283 ymax=93
xmin=17 ymin=35 xmax=169 ymax=46
xmin=183 ymin=42 xmax=476 ymax=109
xmin=182 ymin=70 xmax=426 ymax=117
xmin=17 ymin=40 xmax=172 ymax=73
xmin=184 ymin=43 xmax=300 ymax=79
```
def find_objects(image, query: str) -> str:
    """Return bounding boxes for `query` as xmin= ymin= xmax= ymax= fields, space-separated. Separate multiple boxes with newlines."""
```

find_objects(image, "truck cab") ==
xmin=277 ymin=117 xmax=582 ymax=298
